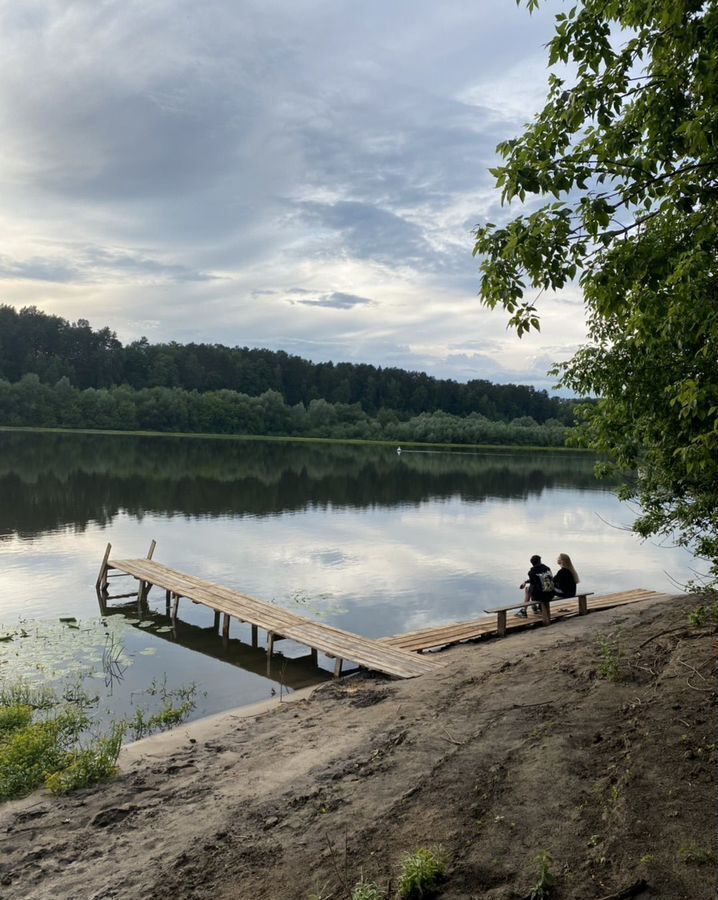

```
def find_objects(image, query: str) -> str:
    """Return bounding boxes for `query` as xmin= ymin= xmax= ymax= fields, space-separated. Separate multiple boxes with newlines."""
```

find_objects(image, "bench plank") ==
xmin=485 ymin=592 xmax=594 ymax=614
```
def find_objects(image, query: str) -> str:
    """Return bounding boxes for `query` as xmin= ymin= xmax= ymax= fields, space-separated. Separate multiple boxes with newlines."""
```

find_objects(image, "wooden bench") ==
xmin=485 ymin=592 xmax=595 ymax=637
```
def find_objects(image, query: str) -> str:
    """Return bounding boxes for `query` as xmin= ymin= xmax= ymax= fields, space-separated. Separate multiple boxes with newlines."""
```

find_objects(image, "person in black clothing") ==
xmin=517 ymin=554 xmax=554 ymax=617
xmin=554 ymin=553 xmax=580 ymax=598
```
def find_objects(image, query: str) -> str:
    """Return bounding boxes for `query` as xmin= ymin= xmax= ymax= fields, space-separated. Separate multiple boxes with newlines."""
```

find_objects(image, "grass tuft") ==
xmin=397 ymin=847 xmax=447 ymax=899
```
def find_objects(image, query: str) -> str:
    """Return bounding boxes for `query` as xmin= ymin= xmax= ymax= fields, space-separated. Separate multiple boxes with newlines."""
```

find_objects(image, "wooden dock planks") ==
xmin=107 ymin=556 xmax=438 ymax=679
xmin=103 ymin=546 xmax=672 ymax=674
xmin=381 ymin=589 xmax=671 ymax=652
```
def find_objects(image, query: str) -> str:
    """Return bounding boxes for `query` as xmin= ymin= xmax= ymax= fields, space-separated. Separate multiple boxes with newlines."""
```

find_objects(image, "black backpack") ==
xmin=537 ymin=570 xmax=555 ymax=595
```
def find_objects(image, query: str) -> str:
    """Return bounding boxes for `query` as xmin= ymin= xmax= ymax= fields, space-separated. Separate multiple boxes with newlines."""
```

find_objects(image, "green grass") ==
xmin=396 ymin=847 xmax=447 ymax=899
xmin=0 ymin=677 xmax=197 ymax=802
xmin=0 ymin=706 xmax=87 ymax=800
xmin=351 ymin=879 xmax=384 ymax=900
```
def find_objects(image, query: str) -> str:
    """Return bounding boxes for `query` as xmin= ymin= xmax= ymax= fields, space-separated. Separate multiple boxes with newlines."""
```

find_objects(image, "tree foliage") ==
xmin=474 ymin=0 xmax=718 ymax=580
xmin=0 ymin=305 xmax=574 ymax=425
xmin=0 ymin=375 xmax=568 ymax=447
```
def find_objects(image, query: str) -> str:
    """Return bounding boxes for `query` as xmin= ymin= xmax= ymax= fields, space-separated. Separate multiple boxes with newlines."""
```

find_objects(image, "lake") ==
xmin=0 ymin=430 xmax=696 ymax=729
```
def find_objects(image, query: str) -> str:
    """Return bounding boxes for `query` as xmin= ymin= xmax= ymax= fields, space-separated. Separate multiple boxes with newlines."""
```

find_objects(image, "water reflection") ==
xmin=0 ymin=430 xmax=695 ymax=722
xmin=0 ymin=431 xmax=614 ymax=540
xmin=98 ymin=593 xmax=331 ymax=691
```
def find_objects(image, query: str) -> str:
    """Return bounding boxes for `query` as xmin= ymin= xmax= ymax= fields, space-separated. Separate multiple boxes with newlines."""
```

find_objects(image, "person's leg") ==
xmin=517 ymin=585 xmax=530 ymax=617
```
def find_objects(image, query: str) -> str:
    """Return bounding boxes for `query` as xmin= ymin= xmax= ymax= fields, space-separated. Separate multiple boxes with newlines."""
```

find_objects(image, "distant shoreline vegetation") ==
xmin=0 ymin=378 xmax=570 ymax=448
xmin=0 ymin=304 xmax=581 ymax=447
xmin=0 ymin=423 xmax=586 ymax=453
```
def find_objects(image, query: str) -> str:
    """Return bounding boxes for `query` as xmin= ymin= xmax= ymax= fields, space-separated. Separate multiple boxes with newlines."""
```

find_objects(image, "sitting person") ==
xmin=517 ymin=554 xmax=555 ymax=617
xmin=554 ymin=553 xmax=580 ymax=597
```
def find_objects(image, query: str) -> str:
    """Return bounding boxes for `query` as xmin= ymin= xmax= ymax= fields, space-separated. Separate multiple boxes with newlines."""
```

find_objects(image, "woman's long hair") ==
xmin=557 ymin=553 xmax=580 ymax=584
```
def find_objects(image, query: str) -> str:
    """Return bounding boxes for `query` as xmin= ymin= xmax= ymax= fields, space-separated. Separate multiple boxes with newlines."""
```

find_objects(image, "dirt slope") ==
xmin=0 ymin=593 xmax=715 ymax=900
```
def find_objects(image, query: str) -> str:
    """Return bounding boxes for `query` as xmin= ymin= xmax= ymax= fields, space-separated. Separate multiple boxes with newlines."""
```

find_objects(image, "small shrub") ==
xmin=45 ymin=723 xmax=125 ymax=794
xmin=529 ymin=850 xmax=556 ymax=899
xmin=0 ymin=704 xmax=33 ymax=735
xmin=397 ymin=847 xmax=447 ymax=899
xmin=0 ymin=719 xmax=67 ymax=800
xmin=596 ymin=634 xmax=621 ymax=682
xmin=687 ymin=602 xmax=718 ymax=627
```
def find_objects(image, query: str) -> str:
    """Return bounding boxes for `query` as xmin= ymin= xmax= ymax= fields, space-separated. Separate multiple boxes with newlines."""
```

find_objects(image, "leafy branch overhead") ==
xmin=474 ymin=0 xmax=718 ymax=580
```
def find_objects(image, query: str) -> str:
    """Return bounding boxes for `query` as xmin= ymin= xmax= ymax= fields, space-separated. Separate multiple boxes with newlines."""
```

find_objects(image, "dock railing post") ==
xmin=96 ymin=543 xmax=112 ymax=593
xmin=137 ymin=538 xmax=157 ymax=605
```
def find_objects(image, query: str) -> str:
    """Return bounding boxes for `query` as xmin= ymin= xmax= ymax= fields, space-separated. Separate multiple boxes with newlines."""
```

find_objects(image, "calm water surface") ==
xmin=0 ymin=431 xmax=695 ymax=726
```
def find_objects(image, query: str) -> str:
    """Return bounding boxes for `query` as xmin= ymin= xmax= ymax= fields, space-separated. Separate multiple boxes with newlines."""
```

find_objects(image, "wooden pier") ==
xmin=97 ymin=544 xmax=439 ymax=679
xmin=97 ymin=543 xmax=671 ymax=677
xmin=380 ymin=588 xmax=670 ymax=652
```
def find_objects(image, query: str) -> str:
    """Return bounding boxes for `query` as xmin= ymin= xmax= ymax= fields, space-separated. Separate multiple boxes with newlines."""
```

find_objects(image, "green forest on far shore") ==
xmin=0 ymin=305 xmax=576 ymax=446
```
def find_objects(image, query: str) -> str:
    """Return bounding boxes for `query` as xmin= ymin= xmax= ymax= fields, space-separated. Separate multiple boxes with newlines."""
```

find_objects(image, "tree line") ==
xmin=0 ymin=304 xmax=575 ymax=425
xmin=0 ymin=375 xmax=568 ymax=446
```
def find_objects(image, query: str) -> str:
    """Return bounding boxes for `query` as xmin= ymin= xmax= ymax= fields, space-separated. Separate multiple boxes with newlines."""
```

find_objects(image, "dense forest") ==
xmin=0 ymin=305 xmax=576 ymax=445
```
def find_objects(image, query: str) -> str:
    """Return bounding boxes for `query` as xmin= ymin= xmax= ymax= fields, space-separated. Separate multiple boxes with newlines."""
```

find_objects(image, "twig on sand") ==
xmin=677 ymin=659 xmax=707 ymax=681
xmin=631 ymin=663 xmax=656 ymax=676
xmin=637 ymin=626 xmax=690 ymax=648
xmin=441 ymin=727 xmax=468 ymax=746
xmin=595 ymin=877 xmax=648 ymax=900
xmin=322 ymin=829 xmax=351 ymax=900
xmin=685 ymin=680 xmax=714 ymax=693
xmin=510 ymin=700 xmax=554 ymax=709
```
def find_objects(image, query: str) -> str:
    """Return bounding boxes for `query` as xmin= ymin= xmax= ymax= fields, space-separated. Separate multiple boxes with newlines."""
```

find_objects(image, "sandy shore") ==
xmin=0 ymin=592 xmax=715 ymax=900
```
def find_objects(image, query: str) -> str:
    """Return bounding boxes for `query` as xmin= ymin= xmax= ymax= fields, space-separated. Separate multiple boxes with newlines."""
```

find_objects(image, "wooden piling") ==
xmin=95 ymin=543 xmax=112 ymax=592
xmin=222 ymin=613 xmax=231 ymax=645
xmin=496 ymin=610 xmax=507 ymax=638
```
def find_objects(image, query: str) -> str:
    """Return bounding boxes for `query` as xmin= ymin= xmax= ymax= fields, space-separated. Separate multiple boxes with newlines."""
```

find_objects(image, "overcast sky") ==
xmin=0 ymin=0 xmax=585 ymax=389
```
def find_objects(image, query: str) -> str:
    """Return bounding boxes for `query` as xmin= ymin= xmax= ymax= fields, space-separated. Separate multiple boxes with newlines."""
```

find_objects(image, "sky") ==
xmin=0 ymin=0 xmax=587 ymax=390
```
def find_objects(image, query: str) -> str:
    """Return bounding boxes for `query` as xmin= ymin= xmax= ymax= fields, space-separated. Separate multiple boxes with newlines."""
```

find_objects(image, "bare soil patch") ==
xmin=0 ymin=593 xmax=715 ymax=900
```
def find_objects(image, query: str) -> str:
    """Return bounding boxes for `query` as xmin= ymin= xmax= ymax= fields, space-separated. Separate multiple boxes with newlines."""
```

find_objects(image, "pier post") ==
xmin=222 ymin=613 xmax=230 ymax=646
xmin=497 ymin=610 xmax=507 ymax=637
xmin=95 ymin=543 xmax=112 ymax=593
xmin=333 ymin=658 xmax=343 ymax=678
xmin=251 ymin=624 xmax=258 ymax=647
xmin=214 ymin=610 xmax=221 ymax=632
xmin=137 ymin=539 xmax=157 ymax=604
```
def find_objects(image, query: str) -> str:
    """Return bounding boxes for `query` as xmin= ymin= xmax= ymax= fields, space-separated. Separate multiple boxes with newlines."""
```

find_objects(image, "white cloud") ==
xmin=0 ymin=0 xmax=582 ymax=387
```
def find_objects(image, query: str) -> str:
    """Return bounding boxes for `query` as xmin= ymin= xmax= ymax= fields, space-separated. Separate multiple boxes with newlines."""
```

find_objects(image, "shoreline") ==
xmin=0 ymin=424 xmax=588 ymax=454
xmin=119 ymin=684 xmax=321 ymax=768
xmin=1 ymin=592 xmax=714 ymax=900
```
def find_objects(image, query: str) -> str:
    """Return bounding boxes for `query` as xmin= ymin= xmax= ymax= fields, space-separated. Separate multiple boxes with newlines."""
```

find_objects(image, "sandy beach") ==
xmin=0 ymin=592 xmax=715 ymax=900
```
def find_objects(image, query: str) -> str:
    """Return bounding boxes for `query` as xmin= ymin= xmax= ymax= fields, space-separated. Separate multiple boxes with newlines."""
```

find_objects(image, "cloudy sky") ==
xmin=0 ymin=0 xmax=586 ymax=389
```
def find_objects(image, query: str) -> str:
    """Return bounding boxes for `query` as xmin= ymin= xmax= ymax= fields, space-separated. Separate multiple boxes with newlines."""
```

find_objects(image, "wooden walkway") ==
xmin=381 ymin=589 xmax=671 ymax=652
xmin=98 ymin=544 xmax=671 ymax=677
xmin=97 ymin=544 xmax=438 ymax=679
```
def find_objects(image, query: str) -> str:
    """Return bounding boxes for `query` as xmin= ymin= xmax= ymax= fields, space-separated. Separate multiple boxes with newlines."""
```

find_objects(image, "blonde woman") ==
xmin=554 ymin=553 xmax=580 ymax=598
